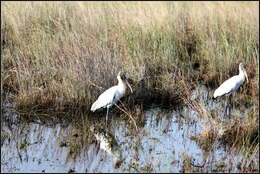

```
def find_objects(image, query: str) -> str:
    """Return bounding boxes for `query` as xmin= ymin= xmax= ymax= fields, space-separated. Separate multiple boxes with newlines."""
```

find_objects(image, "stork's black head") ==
xmin=117 ymin=71 xmax=133 ymax=93
xmin=117 ymin=71 xmax=126 ymax=80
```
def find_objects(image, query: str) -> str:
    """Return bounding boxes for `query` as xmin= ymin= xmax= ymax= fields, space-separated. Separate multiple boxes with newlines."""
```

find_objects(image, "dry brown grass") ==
xmin=1 ymin=1 xmax=259 ymax=115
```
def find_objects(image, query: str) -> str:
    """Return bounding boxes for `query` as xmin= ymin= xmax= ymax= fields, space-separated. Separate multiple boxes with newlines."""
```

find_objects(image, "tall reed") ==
xmin=2 ymin=2 xmax=258 ymax=113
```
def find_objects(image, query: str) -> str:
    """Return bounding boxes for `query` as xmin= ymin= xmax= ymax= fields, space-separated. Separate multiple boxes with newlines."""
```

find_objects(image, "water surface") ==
xmin=1 ymin=85 xmax=258 ymax=172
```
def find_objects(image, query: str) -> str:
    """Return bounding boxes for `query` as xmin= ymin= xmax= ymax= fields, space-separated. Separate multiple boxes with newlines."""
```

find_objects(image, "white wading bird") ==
xmin=90 ymin=71 xmax=133 ymax=125
xmin=213 ymin=63 xmax=248 ymax=115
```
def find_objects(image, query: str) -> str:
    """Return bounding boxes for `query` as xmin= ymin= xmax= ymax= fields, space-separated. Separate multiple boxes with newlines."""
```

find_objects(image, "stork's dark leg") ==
xmin=224 ymin=98 xmax=228 ymax=117
xmin=223 ymin=95 xmax=232 ymax=117
xmin=106 ymin=107 xmax=109 ymax=126
xmin=228 ymin=95 xmax=232 ymax=116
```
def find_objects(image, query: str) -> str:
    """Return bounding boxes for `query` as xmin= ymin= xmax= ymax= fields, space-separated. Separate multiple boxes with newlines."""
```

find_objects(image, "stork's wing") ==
xmin=213 ymin=75 xmax=243 ymax=98
xmin=91 ymin=86 xmax=118 ymax=111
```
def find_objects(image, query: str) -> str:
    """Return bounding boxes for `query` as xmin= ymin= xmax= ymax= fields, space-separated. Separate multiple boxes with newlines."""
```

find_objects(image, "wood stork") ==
xmin=90 ymin=71 xmax=133 ymax=125
xmin=213 ymin=63 xmax=248 ymax=115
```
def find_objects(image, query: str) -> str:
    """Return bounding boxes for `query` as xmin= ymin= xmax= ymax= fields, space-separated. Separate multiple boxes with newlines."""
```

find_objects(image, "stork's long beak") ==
xmin=244 ymin=71 xmax=249 ymax=83
xmin=126 ymin=80 xmax=133 ymax=93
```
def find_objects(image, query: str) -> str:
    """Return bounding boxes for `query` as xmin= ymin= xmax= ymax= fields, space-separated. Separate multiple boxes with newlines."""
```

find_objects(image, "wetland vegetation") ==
xmin=1 ymin=1 xmax=259 ymax=173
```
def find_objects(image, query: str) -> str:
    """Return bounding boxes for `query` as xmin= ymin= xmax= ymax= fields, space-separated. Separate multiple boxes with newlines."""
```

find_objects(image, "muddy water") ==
xmin=1 ymin=85 xmax=258 ymax=172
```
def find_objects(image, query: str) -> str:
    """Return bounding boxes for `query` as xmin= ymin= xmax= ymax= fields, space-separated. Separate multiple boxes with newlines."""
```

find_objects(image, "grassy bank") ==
xmin=1 ymin=2 xmax=259 ymax=115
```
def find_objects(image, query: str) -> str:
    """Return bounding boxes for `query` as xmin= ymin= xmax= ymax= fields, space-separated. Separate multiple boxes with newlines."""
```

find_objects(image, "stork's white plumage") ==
xmin=91 ymin=71 xmax=133 ymax=125
xmin=213 ymin=63 xmax=248 ymax=99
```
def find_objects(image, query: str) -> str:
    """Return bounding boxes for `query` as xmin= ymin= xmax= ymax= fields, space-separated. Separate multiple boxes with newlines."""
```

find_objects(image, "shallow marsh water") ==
xmin=1 ymin=85 xmax=258 ymax=173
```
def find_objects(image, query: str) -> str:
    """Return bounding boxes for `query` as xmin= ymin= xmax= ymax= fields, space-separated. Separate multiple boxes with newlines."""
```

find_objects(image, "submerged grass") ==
xmin=189 ymin=110 xmax=259 ymax=172
xmin=1 ymin=2 xmax=259 ymax=116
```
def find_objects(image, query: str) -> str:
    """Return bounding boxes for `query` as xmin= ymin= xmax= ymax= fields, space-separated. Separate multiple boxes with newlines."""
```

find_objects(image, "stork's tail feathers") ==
xmin=212 ymin=90 xmax=218 ymax=101
xmin=212 ymin=96 xmax=217 ymax=101
xmin=91 ymin=100 xmax=98 ymax=112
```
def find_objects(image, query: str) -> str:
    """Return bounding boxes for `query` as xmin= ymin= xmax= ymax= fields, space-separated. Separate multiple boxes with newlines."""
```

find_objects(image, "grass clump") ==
xmin=1 ymin=2 xmax=259 ymax=115
xmin=189 ymin=110 xmax=258 ymax=172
